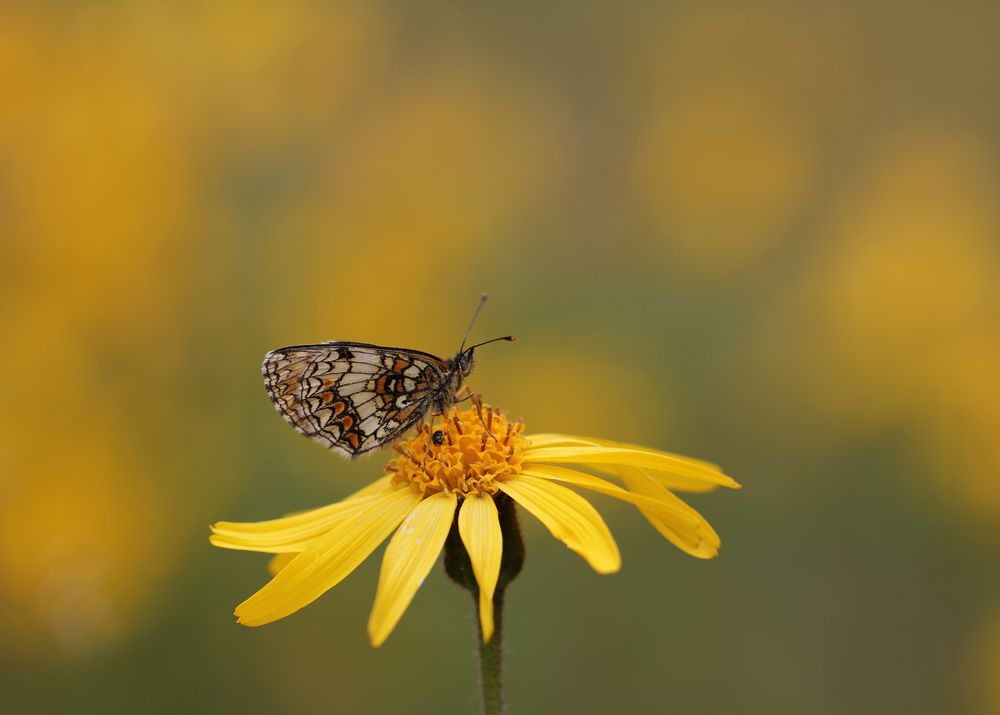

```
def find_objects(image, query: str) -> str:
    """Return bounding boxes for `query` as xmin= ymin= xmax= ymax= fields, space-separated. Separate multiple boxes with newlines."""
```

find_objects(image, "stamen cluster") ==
xmin=389 ymin=406 xmax=527 ymax=497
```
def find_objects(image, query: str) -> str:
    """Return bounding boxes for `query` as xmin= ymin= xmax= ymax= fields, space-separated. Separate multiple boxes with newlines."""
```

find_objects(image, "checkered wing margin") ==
xmin=262 ymin=342 xmax=450 ymax=458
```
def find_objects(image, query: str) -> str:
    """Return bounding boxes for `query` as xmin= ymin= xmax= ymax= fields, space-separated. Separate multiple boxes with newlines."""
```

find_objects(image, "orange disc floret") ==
xmin=389 ymin=406 xmax=528 ymax=497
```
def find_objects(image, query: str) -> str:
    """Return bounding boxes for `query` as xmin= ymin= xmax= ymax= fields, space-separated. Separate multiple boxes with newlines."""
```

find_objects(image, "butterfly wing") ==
xmin=262 ymin=342 xmax=450 ymax=458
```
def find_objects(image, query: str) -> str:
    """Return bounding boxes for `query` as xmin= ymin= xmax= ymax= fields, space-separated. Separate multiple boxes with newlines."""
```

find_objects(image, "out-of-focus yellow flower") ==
xmin=747 ymin=130 xmax=1000 ymax=522
xmin=634 ymin=83 xmax=814 ymax=273
xmin=178 ymin=0 xmax=387 ymax=142
xmin=796 ymin=132 xmax=1000 ymax=428
xmin=627 ymin=3 xmax=863 ymax=276
xmin=915 ymin=335 xmax=1000 ymax=518
xmin=0 ymin=434 xmax=169 ymax=659
xmin=212 ymin=405 xmax=738 ymax=646
xmin=0 ymin=5 xmax=213 ymax=661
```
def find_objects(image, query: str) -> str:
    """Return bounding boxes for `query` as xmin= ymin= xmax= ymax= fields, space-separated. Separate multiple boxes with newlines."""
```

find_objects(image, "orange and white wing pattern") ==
xmin=262 ymin=342 xmax=450 ymax=458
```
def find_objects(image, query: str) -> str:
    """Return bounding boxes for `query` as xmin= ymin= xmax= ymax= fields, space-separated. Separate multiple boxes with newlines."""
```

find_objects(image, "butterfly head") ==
xmin=455 ymin=335 xmax=515 ymax=378
xmin=456 ymin=347 xmax=476 ymax=376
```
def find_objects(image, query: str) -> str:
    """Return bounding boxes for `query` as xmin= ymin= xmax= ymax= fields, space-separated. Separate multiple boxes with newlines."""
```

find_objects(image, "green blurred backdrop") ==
xmin=2 ymin=1 xmax=999 ymax=713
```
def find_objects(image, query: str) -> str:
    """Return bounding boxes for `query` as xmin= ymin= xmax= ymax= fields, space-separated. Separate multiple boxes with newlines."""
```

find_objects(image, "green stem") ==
xmin=477 ymin=591 xmax=503 ymax=715
xmin=444 ymin=493 xmax=525 ymax=715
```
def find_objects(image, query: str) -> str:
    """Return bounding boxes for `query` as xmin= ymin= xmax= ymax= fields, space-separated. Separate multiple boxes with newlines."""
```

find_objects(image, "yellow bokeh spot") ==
xmin=915 ymin=335 xmax=1000 ymax=518
xmin=628 ymin=4 xmax=859 ymax=274
xmin=0 ymin=437 xmax=169 ymax=659
xmin=634 ymin=83 xmax=814 ymax=273
xmin=183 ymin=0 xmax=387 ymax=141
xmin=807 ymin=131 xmax=1000 ymax=424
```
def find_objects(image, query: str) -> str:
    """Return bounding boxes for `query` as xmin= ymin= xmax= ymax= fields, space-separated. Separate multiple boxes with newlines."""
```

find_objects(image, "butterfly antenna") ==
xmin=466 ymin=335 xmax=516 ymax=351
xmin=460 ymin=293 xmax=489 ymax=353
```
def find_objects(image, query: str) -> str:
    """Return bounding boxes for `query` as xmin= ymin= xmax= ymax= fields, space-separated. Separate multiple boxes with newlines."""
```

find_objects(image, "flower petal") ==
xmin=267 ymin=552 xmax=296 ymax=576
xmin=520 ymin=464 xmax=700 ymax=527
xmin=458 ymin=494 xmax=502 ymax=642
xmin=234 ymin=487 xmax=420 ymax=626
xmin=210 ymin=476 xmax=396 ymax=553
xmin=344 ymin=474 xmax=397 ymax=499
xmin=616 ymin=465 xmax=721 ymax=559
xmin=523 ymin=439 xmax=740 ymax=493
xmin=498 ymin=475 xmax=620 ymax=574
xmin=212 ymin=492 xmax=383 ymax=553
xmin=367 ymin=491 xmax=457 ymax=647
xmin=527 ymin=434 xmax=720 ymax=471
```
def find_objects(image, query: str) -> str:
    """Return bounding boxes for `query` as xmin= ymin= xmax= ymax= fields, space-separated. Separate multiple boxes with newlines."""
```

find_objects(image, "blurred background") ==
xmin=2 ymin=1 xmax=999 ymax=713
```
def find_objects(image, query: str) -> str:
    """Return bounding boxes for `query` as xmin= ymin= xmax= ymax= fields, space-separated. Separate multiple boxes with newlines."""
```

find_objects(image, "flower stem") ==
xmin=444 ymin=493 xmax=525 ymax=715
xmin=477 ymin=592 xmax=503 ymax=715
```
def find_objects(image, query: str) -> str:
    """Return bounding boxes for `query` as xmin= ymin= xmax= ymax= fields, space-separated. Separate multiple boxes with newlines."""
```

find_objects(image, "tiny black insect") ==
xmin=431 ymin=430 xmax=445 ymax=446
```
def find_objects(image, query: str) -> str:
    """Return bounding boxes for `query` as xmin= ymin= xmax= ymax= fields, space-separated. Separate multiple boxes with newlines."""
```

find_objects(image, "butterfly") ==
xmin=262 ymin=294 xmax=513 ymax=458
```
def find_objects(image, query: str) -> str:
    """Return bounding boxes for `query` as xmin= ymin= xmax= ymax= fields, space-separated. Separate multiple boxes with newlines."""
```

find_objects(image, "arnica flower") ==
xmin=210 ymin=405 xmax=740 ymax=647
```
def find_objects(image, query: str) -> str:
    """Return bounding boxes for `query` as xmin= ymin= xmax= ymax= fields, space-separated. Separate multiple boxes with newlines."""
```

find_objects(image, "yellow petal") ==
xmin=458 ymin=494 xmax=502 ymax=642
xmin=527 ymin=434 xmax=720 ymax=472
xmin=267 ymin=552 xmax=296 ymax=576
xmin=617 ymin=466 xmax=721 ymax=559
xmin=523 ymin=441 xmax=740 ymax=493
xmin=210 ymin=476 xmax=395 ymax=553
xmin=235 ymin=487 xmax=420 ymax=626
xmin=367 ymin=491 xmax=457 ymax=647
xmin=520 ymin=464 xmax=700 ymax=527
xmin=498 ymin=475 xmax=620 ymax=574
xmin=344 ymin=474 xmax=398 ymax=500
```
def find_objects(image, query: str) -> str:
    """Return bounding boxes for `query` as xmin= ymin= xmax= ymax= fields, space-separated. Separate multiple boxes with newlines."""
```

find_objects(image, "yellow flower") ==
xmin=210 ymin=406 xmax=740 ymax=646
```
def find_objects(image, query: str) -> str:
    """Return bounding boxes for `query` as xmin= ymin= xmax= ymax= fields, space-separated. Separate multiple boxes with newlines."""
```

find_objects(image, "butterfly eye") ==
xmin=431 ymin=430 xmax=445 ymax=446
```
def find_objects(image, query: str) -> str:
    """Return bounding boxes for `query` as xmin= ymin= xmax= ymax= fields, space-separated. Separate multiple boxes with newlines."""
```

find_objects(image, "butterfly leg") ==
xmin=453 ymin=384 xmax=474 ymax=405
xmin=451 ymin=386 xmax=497 ymax=440
xmin=468 ymin=391 xmax=500 ymax=442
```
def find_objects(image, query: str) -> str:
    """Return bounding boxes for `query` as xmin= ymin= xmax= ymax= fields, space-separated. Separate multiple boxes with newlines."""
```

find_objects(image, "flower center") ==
xmin=388 ymin=405 xmax=527 ymax=497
